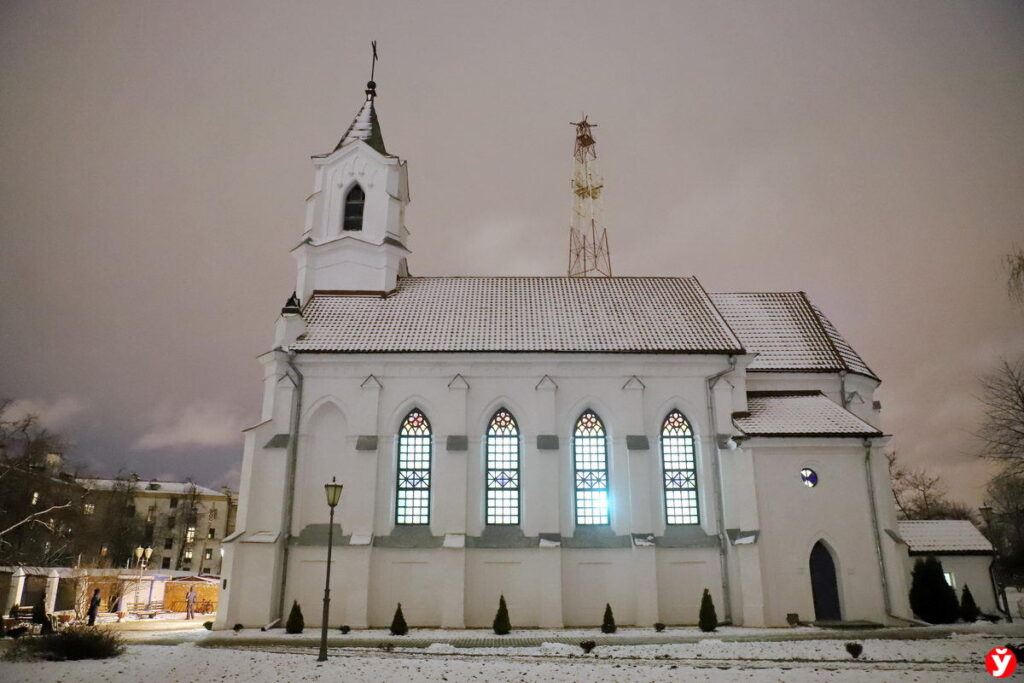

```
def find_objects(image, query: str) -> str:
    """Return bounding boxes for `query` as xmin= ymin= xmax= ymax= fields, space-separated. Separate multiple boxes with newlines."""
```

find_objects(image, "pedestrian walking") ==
xmin=185 ymin=586 xmax=197 ymax=620
xmin=87 ymin=588 xmax=101 ymax=626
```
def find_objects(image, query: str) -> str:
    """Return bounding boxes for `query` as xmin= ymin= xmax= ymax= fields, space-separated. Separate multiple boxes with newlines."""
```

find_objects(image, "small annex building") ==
xmin=216 ymin=76 xmax=914 ymax=630
xmin=898 ymin=520 xmax=1000 ymax=615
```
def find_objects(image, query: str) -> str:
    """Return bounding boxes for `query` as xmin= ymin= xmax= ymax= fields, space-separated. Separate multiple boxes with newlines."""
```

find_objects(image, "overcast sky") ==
xmin=1 ymin=0 xmax=1021 ymax=504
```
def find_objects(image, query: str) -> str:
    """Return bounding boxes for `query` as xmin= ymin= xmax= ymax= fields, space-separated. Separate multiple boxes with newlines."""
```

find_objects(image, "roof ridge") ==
xmin=797 ymin=291 xmax=848 ymax=375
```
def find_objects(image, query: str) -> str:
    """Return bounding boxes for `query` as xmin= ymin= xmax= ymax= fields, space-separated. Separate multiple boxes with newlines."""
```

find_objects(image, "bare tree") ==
xmin=977 ymin=359 xmax=1024 ymax=474
xmin=984 ymin=467 xmax=1024 ymax=585
xmin=887 ymin=451 xmax=974 ymax=520
xmin=1007 ymin=245 xmax=1024 ymax=305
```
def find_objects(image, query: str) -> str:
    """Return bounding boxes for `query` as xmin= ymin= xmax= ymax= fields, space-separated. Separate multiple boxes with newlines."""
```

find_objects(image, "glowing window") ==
xmin=343 ymin=184 xmax=365 ymax=231
xmin=84 ymin=503 xmax=95 ymax=515
xmin=185 ymin=526 xmax=196 ymax=543
xmin=204 ymin=548 xmax=213 ymax=560
xmin=486 ymin=409 xmax=520 ymax=525
xmin=800 ymin=468 xmax=818 ymax=488
xmin=573 ymin=410 xmax=609 ymax=525
xmin=662 ymin=410 xmax=699 ymax=525
xmin=184 ymin=549 xmax=193 ymax=560
xmin=396 ymin=409 xmax=431 ymax=525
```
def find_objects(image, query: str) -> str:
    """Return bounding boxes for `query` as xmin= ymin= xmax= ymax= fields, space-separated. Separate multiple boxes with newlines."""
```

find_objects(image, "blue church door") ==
xmin=810 ymin=541 xmax=842 ymax=621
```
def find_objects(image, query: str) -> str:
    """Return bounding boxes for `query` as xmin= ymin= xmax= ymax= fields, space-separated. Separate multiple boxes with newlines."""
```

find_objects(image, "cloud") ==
xmin=1 ymin=395 xmax=85 ymax=429
xmin=135 ymin=401 xmax=244 ymax=450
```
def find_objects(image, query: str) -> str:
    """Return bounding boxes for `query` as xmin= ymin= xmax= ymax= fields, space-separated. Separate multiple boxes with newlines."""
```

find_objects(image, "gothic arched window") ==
xmin=396 ymin=409 xmax=431 ymax=525
xmin=662 ymin=410 xmax=699 ymax=525
xmin=485 ymin=409 xmax=520 ymax=525
xmin=342 ymin=184 xmax=365 ymax=231
xmin=573 ymin=410 xmax=609 ymax=525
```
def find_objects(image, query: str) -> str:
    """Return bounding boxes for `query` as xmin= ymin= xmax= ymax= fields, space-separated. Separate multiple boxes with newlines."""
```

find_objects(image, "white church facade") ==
xmin=216 ymin=80 xmax=913 ymax=629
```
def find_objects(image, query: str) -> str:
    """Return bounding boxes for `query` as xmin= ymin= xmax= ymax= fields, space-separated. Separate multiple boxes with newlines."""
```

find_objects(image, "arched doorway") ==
xmin=809 ymin=541 xmax=841 ymax=621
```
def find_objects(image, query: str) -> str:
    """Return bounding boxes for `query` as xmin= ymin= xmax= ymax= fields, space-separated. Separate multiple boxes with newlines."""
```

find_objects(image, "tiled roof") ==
xmin=733 ymin=391 xmax=882 ymax=437
xmin=897 ymin=520 xmax=994 ymax=554
xmin=291 ymin=277 xmax=744 ymax=354
xmin=710 ymin=292 xmax=878 ymax=380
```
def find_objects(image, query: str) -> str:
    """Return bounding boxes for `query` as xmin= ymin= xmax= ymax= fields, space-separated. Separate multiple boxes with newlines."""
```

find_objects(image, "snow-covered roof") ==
xmin=733 ymin=391 xmax=882 ymax=438
xmin=78 ymin=478 xmax=225 ymax=498
xmin=292 ymin=277 xmax=745 ymax=354
xmin=710 ymin=292 xmax=878 ymax=380
xmin=897 ymin=520 xmax=994 ymax=555
xmin=328 ymin=90 xmax=386 ymax=156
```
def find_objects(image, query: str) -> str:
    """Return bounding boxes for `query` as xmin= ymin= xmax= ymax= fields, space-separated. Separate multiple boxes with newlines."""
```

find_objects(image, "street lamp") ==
xmin=132 ymin=546 xmax=154 ymax=611
xmin=318 ymin=477 xmax=344 ymax=662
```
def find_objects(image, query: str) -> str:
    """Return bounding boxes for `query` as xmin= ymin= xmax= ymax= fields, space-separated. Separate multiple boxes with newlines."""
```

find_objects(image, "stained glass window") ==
xmin=396 ymin=409 xmax=431 ymax=524
xmin=800 ymin=468 xmax=818 ymax=488
xmin=662 ymin=410 xmax=699 ymax=525
xmin=486 ymin=409 xmax=520 ymax=525
xmin=343 ymin=184 xmax=365 ymax=231
xmin=573 ymin=410 xmax=609 ymax=525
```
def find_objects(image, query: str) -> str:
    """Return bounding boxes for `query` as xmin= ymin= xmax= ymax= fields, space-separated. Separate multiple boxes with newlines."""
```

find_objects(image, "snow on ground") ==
xmin=1 ymin=626 xmax=1020 ymax=682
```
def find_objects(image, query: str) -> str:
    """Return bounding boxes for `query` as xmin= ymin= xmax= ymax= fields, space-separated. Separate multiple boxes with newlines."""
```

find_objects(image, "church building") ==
xmin=216 ymin=78 xmax=913 ymax=629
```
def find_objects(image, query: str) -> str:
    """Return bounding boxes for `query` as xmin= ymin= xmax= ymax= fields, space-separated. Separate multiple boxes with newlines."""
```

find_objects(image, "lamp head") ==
xmin=324 ymin=476 xmax=344 ymax=508
xmin=134 ymin=546 xmax=144 ymax=559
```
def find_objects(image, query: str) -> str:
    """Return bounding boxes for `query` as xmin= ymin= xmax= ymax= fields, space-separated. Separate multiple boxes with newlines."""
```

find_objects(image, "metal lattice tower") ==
xmin=568 ymin=115 xmax=612 ymax=277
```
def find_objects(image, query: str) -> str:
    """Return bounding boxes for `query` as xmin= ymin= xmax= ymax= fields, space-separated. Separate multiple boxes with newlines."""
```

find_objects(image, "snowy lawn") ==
xmin=1 ymin=624 xmax=1020 ymax=682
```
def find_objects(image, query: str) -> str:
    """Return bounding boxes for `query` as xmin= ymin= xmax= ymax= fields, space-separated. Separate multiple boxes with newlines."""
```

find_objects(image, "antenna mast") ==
xmin=568 ymin=115 xmax=612 ymax=277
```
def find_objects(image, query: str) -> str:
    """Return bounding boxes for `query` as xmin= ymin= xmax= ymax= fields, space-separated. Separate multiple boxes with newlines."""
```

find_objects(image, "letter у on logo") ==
xmin=986 ymin=647 xmax=1018 ymax=678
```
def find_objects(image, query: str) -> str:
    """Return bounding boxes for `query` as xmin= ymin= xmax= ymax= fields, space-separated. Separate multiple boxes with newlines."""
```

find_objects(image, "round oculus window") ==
xmin=800 ymin=468 xmax=818 ymax=488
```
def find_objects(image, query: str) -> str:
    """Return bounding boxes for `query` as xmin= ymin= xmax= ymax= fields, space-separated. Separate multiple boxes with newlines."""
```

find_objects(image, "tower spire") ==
xmin=333 ymin=41 xmax=386 ymax=155
xmin=567 ymin=115 xmax=612 ymax=277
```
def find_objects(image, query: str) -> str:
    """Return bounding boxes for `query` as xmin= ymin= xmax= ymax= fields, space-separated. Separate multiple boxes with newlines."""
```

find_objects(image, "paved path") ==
xmin=197 ymin=624 xmax=1021 ymax=650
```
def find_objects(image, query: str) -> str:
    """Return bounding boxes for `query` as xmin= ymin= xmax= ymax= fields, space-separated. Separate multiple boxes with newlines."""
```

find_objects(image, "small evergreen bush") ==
xmin=654 ymin=622 xmax=666 ymax=632
xmin=579 ymin=640 xmax=596 ymax=654
xmin=233 ymin=623 xmax=243 ymax=632
xmin=959 ymin=585 xmax=980 ymax=622
xmin=285 ymin=600 xmax=304 ymax=634
xmin=845 ymin=642 xmax=863 ymax=659
xmin=698 ymin=588 xmax=718 ymax=632
xmin=601 ymin=603 xmax=616 ymax=634
xmin=4 ymin=625 xmax=125 ymax=661
xmin=492 ymin=595 xmax=511 ymax=635
xmin=339 ymin=625 xmax=351 ymax=634
xmin=202 ymin=621 xmax=213 ymax=630
xmin=389 ymin=603 xmax=408 ymax=636
xmin=908 ymin=557 xmax=959 ymax=624
xmin=32 ymin=596 xmax=52 ymax=635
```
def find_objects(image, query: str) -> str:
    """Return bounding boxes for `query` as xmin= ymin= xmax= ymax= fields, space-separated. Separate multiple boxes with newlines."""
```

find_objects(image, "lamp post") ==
xmin=318 ymin=477 xmax=344 ymax=662
xmin=133 ymin=546 xmax=153 ymax=610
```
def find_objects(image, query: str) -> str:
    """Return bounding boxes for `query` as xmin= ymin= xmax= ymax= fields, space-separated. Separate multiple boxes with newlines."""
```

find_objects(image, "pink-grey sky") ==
xmin=1 ymin=1 xmax=1021 ymax=503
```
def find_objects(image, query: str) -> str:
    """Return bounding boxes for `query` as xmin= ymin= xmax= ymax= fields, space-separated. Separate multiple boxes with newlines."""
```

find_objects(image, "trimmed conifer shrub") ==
xmin=32 ymin=596 xmax=52 ymax=635
xmin=959 ymin=585 xmax=980 ymax=623
xmin=908 ymin=557 xmax=959 ymax=624
xmin=601 ymin=603 xmax=616 ymax=634
xmin=579 ymin=640 xmax=596 ymax=654
xmin=698 ymin=588 xmax=718 ymax=632
xmin=285 ymin=600 xmax=304 ymax=634
xmin=492 ymin=595 xmax=511 ymax=635
xmin=390 ymin=603 xmax=408 ymax=636
xmin=654 ymin=622 xmax=666 ymax=632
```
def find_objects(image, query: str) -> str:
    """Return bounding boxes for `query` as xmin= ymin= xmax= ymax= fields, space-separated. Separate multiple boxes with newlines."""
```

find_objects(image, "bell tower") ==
xmin=292 ymin=71 xmax=410 ymax=302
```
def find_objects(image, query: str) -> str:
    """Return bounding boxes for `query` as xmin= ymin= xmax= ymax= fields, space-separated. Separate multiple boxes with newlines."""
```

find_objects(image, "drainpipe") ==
xmin=863 ymin=438 xmax=893 ymax=617
xmin=276 ymin=349 xmax=304 ymax=622
xmin=706 ymin=355 xmax=736 ymax=622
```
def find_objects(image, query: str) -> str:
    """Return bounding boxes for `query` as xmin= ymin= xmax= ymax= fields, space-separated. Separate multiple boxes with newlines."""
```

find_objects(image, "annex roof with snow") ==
xmin=897 ymin=520 xmax=994 ymax=555
xmin=733 ymin=391 xmax=882 ymax=438
xmin=709 ymin=292 xmax=877 ymax=379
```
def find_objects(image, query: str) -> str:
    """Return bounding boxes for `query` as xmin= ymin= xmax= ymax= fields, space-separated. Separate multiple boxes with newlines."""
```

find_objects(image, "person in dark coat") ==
xmin=87 ymin=589 xmax=101 ymax=626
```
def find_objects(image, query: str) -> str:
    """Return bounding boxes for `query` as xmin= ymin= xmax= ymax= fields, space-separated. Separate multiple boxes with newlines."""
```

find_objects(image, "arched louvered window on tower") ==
xmin=342 ymin=184 xmax=365 ymax=231
xmin=485 ymin=409 xmax=520 ymax=525
xmin=396 ymin=409 xmax=431 ymax=525
xmin=573 ymin=410 xmax=609 ymax=525
xmin=662 ymin=410 xmax=699 ymax=525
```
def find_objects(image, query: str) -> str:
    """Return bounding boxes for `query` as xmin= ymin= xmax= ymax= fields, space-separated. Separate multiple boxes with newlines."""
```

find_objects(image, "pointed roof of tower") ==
xmin=332 ymin=81 xmax=387 ymax=156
